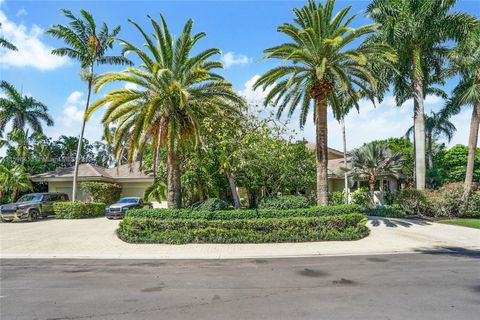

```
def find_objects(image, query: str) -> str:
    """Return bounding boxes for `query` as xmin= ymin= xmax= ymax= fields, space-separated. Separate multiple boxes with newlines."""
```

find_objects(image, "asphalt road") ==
xmin=1 ymin=251 xmax=480 ymax=320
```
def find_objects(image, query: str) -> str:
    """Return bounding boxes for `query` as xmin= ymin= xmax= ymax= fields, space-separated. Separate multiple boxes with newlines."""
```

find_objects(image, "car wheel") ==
xmin=28 ymin=209 xmax=40 ymax=222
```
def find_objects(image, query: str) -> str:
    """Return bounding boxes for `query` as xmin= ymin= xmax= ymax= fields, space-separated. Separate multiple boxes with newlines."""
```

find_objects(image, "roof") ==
xmin=30 ymin=162 xmax=154 ymax=182
xmin=305 ymin=142 xmax=346 ymax=159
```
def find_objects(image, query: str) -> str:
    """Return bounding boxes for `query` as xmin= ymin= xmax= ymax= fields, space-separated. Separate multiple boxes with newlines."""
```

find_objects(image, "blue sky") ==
xmin=1 ymin=0 xmax=479 ymax=152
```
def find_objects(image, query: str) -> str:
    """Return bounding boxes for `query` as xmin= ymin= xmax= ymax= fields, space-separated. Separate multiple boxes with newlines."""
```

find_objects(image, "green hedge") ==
xmin=53 ymin=201 xmax=106 ymax=219
xmin=365 ymin=205 xmax=405 ymax=218
xmin=80 ymin=182 xmax=122 ymax=205
xmin=258 ymin=195 xmax=311 ymax=210
xmin=191 ymin=198 xmax=229 ymax=211
xmin=125 ymin=204 xmax=363 ymax=220
xmin=117 ymin=213 xmax=369 ymax=244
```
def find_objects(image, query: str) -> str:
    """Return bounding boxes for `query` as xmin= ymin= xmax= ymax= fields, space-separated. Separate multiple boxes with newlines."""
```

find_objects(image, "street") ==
xmin=1 ymin=252 xmax=479 ymax=320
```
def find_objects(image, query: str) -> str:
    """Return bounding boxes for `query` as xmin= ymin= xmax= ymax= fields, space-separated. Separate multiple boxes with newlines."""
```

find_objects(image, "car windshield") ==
xmin=17 ymin=194 xmax=42 ymax=202
xmin=117 ymin=198 xmax=139 ymax=204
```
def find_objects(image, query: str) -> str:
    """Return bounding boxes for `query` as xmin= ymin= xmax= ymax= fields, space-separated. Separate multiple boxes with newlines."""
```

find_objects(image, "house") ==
xmin=30 ymin=162 xmax=167 ymax=208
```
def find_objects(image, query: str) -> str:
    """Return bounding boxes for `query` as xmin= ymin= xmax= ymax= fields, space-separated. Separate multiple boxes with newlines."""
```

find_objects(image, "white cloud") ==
xmin=0 ymin=10 xmax=69 ymax=70
xmin=124 ymin=83 xmax=139 ymax=90
xmin=16 ymin=8 xmax=27 ymax=17
xmin=221 ymin=51 xmax=251 ymax=68
xmin=238 ymin=74 xmax=278 ymax=114
xmin=61 ymin=91 xmax=85 ymax=126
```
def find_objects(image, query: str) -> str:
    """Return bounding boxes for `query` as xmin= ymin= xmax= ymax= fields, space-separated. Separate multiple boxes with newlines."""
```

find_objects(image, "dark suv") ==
xmin=0 ymin=192 xmax=69 ymax=222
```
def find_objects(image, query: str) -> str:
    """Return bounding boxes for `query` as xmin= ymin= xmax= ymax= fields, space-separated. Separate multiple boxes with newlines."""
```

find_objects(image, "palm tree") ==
xmin=0 ymin=23 xmax=17 ymax=51
xmin=48 ymin=9 xmax=132 ymax=201
xmin=253 ymin=0 xmax=396 ymax=205
xmin=86 ymin=16 xmax=244 ymax=208
xmin=406 ymin=111 xmax=456 ymax=169
xmin=0 ymin=81 xmax=54 ymax=137
xmin=443 ymin=24 xmax=480 ymax=195
xmin=367 ymin=0 xmax=477 ymax=190
xmin=56 ymin=135 xmax=79 ymax=167
xmin=0 ymin=164 xmax=32 ymax=202
xmin=6 ymin=128 xmax=30 ymax=165
xmin=144 ymin=179 xmax=167 ymax=203
xmin=348 ymin=142 xmax=404 ymax=203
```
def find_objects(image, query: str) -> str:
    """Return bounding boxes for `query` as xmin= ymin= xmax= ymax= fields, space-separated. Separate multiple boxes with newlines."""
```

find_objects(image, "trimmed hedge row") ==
xmin=53 ymin=201 xmax=105 ymax=219
xmin=366 ymin=205 xmax=405 ymax=218
xmin=258 ymin=195 xmax=311 ymax=210
xmin=117 ymin=213 xmax=369 ymax=244
xmin=125 ymin=204 xmax=363 ymax=220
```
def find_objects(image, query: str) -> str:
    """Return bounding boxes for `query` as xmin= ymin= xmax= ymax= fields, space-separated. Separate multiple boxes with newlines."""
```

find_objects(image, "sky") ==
xmin=0 ymin=0 xmax=479 ymax=153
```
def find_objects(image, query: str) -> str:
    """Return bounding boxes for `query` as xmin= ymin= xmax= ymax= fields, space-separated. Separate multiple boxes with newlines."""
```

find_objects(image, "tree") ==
xmin=438 ymin=144 xmax=480 ymax=184
xmin=0 ymin=164 xmax=32 ymax=202
xmin=406 ymin=111 xmax=456 ymax=169
xmin=348 ymin=142 xmax=404 ymax=202
xmin=254 ymin=0 xmax=396 ymax=205
xmin=86 ymin=16 xmax=243 ymax=208
xmin=0 ymin=23 xmax=17 ymax=51
xmin=367 ymin=0 xmax=477 ymax=190
xmin=144 ymin=179 xmax=167 ymax=203
xmin=0 ymin=81 xmax=54 ymax=137
xmin=48 ymin=9 xmax=132 ymax=201
xmin=443 ymin=23 xmax=480 ymax=195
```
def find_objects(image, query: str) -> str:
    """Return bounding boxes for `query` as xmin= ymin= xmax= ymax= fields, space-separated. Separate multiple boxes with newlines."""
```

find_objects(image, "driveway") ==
xmin=1 ymin=216 xmax=479 ymax=259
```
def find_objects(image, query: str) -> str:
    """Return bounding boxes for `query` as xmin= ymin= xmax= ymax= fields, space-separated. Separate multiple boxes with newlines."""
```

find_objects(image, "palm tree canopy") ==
xmin=0 ymin=81 xmax=54 ymax=137
xmin=0 ymin=164 xmax=32 ymax=194
xmin=47 ymin=9 xmax=132 ymax=69
xmin=253 ymin=0 xmax=397 ymax=127
xmin=349 ymin=142 xmax=405 ymax=180
xmin=406 ymin=111 xmax=456 ymax=142
xmin=0 ymin=23 xmax=17 ymax=51
xmin=367 ymin=0 xmax=478 ymax=106
xmin=86 ymin=15 xmax=244 ymax=164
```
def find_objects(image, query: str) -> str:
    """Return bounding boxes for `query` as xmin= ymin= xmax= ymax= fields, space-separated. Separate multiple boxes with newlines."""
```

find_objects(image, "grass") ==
xmin=438 ymin=219 xmax=480 ymax=230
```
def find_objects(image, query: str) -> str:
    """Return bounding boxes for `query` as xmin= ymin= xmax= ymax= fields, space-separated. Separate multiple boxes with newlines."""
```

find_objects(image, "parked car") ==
xmin=0 ymin=192 xmax=69 ymax=222
xmin=105 ymin=197 xmax=151 ymax=219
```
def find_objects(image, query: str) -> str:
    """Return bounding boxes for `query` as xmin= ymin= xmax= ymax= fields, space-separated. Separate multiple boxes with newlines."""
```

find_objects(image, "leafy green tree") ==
xmin=406 ymin=111 xmax=456 ymax=169
xmin=86 ymin=16 xmax=243 ymax=208
xmin=48 ymin=9 xmax=132 ymax=201
xmin=439 ymin=144 xmax=480 ymax=184
xmin=254 ymin=0 xmax=396 ymax=205
xmin=0 ymin=164 xmax=32 ymax=201
xmin=0 ymin=23 xmax=17 ymax=51
xmin=444 ymin=23 xmax=480 ymax=194
xmin=367 ymin=0 xmax=477 ymax=190
xmin=0 ymin=81 xmax=54 ymax=137
xmin=348 ymin=142 xmax=404 ymax=202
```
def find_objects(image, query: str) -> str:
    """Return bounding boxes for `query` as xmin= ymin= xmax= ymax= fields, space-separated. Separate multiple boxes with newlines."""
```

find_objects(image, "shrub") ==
xmin=423 ymin=183 xmax=468 ymax=218
xmin=125 ymin=204 xmax=363 ymax=220
xmin=117 ymin=213 xmax=369 ymax=244
xmin=191 ymin=198 xmax=229 ymax=211
xmin=80 ymin=182 xmax=122 ymax=205
xmin=350 ymin=187 xmax=371 ymax=206
xmin=328 ymin=191 xmax=345 ymax=205
xmin=53 ymin=201 xmax=106 ymax=219
xmin=366 ymin=205 xmax=405 ymax=218
xmin=258 ymin=195 xmax=310 ymax=210
xmin=395 ymin=189 xmax=428 ymax=216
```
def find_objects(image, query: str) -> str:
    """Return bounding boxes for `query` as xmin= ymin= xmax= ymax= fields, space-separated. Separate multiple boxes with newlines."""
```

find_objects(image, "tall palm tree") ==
xmin=253 ymin=0 xmax=396 ymax=205
xmin=443 ymin=24 xmax=480 ymax=195
xmin=367 ymin=0 xmax=477 ymax=190
xmin=0 ymin=81 xmax=54 ymax=137
xmin=48 ymin=9 xmax=132 ymax=201
xmin=7 ymin=128 xmax=30 ymax=165
xmin=349 ymin=142 xmax=404 ymax=203
xmin=406 ymin=111 xmax=456 ymax=169
xmin=0 ymin=23 xmax=17 ymax=51
xmin=86 ymin=16 xmax=244 ymax=208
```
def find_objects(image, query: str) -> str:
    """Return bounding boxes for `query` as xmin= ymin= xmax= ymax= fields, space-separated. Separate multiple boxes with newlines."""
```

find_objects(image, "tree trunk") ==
xmin=464 ymin=102 xmax=480 ymax=195
xmin=427 ymin=132 xmax=433 ymax=170
xmin=369 ymin=175 xmax=375 ymax=205
xmin=166 ymin=135 xmax=182 ymax=209
xmin=226 ymin=169 xmax=241 ymax=209
xmin=412 ymin=74 xmax=426 ymax=190
xmin=11 ymin=189 xmax=17 ymax=202
xmin=341 ymin=118 xmax=349 ymax=204
xmin=247 ymin=188 xmax=258 ymax=209
xmin=72 ymin=65 xmax=94 ymax=202
xmin=315 ymin=96 xmax=329 ymax=205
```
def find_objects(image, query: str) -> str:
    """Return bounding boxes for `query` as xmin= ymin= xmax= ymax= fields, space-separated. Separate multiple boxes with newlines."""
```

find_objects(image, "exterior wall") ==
xmin=48 ymin=181 xmax=87 ymax=201
xmin=328 ymin=178 xmax=345 ymax=192
xmin=118 ymin=181 xmax=168 ymax=208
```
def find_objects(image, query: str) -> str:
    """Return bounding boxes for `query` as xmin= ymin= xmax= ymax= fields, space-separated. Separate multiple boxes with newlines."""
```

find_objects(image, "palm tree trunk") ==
xmin=464 ymin=101 xmax=480 ymax=195
xmin=427 ymin=132 xmax=433 ymax=170
xmin=412 ymin=73 xmax=426 ymax=190
xmin=341 ymin=118 xmax=349 ymax=204
xmin=226 ymin=169 xmax=241 ymax=209
xmin=315 ymin=96 xmax=329 ymax=205
xmin=72 ymin=65 xmax=94 ymax=202
xmin=166 ymin=132 xmax=182 ymax=209
xmin=11 ymin=188 xmax=17 ymax=202
xmin=369 ymin=176 xmax=375 ymax=205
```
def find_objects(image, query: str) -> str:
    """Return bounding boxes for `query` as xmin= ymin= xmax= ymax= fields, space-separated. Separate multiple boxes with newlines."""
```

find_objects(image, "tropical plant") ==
xmin=86 ymin=16 xmax=243 ymax=208
xmin=367 ymin=0 xmax=477 ymax=190
xmin=0 ymin=164 xmax=32 ymax=201
xmin=144 ymin=179 xmax=167 ymax=203
xmin=348 ymin=142 xmax=404 ymax=202
xmin=443 ymin=23 xmax=480 ymax=195
xmin=6 ymin=128 xmax=30 ymax=165
xmin=48 ymin=9 xmax=132 ymax=201
xmin=254 ymin=0 xmax=396 ymax=205
xmin=0 ymin=81 xmax=54 ymax=137
xmin=0 ymin=23 xmax=17 ymax=51
xmin=406 ymin=111 xmax=456 ymax=169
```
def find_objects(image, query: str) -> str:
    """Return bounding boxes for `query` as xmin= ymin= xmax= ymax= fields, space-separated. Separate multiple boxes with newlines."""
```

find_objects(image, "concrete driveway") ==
xmin=1 ymin=216 xmax=479 ymax=259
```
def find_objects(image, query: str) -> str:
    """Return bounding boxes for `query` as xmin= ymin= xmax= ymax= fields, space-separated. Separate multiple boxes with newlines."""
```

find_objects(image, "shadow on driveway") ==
xmin=415 ymin=246 xmax=480 ymax=259
xmin=368 ymin=217 xmax=431 ymax=228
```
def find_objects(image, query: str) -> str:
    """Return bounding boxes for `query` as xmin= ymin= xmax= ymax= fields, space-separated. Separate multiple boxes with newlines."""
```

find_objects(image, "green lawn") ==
xmin=438 ymin=219 xmax=480 ymax=230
